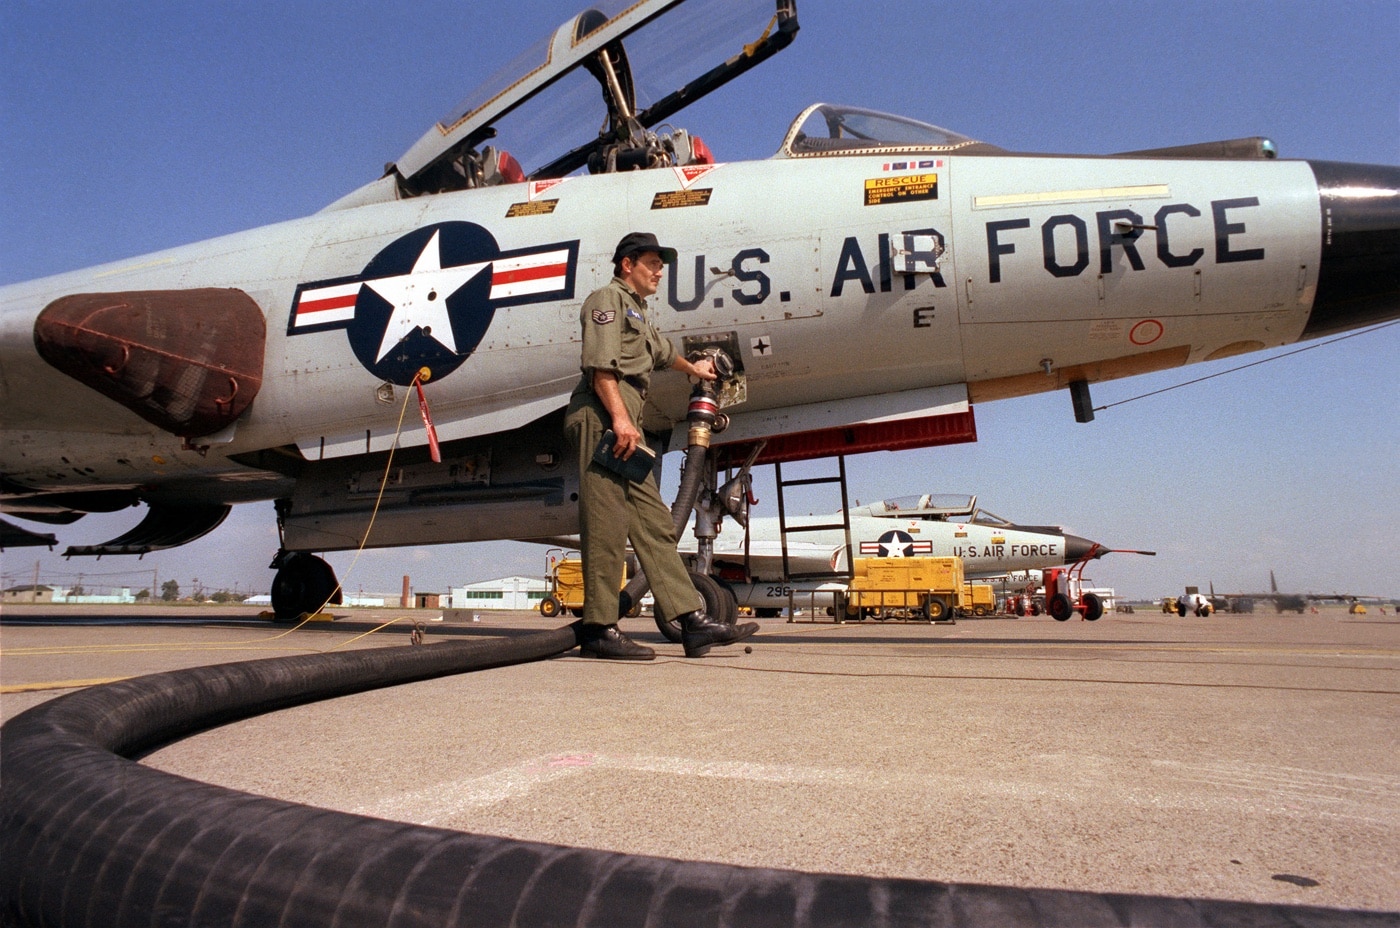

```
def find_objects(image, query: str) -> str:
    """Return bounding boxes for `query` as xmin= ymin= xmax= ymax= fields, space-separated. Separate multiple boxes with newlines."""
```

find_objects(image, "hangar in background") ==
xmin=448 ymin=576 xmax=548 ymax=611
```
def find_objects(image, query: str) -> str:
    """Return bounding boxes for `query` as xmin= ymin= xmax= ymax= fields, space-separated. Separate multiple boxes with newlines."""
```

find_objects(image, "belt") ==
xmin=622 ymin=375 xmax=648 ymax=398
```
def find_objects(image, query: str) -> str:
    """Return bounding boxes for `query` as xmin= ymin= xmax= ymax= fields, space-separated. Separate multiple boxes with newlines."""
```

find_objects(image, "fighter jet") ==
xmin=677 ymin=493 xmax=1152 ymax=615
xmin=1 ymin=0 xmax=1396 ymax=621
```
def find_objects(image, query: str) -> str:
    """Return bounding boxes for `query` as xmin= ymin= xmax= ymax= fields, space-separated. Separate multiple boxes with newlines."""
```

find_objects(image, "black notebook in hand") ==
xmin=593 ymin=430 xmax=656 ymax=483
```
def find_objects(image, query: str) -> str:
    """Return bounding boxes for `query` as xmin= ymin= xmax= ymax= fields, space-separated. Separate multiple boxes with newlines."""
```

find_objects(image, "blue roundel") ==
xmin=345 ymin=222 xmax=501 ymax=386
xmin=878 ymin=531 xmax=916 ymax=557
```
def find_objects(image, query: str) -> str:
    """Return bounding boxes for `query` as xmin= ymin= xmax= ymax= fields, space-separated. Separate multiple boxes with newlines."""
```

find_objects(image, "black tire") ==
xmin=1082 ymin=592 xmax=1104 ymax=621
xmin=1177 ymin=602 xmax=1188 ymax=618
xmin=923 ymin=596 xmax=948 ymax=621
xmin=539 ymin=596 xmax=561 ymax=618
xmin=271 ymin=553 xmax=341 ymax=623
xmin=833 ymin=594 xmax=861 ymax=622
xmin=654 ymin=572 xmax=736 ymax=642
xmin=1048 ymin=592 xmax=1074 ymax=622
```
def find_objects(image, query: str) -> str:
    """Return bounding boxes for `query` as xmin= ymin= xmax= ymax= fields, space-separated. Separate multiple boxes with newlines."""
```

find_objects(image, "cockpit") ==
xmin=389 ymin=0 xmax=800 ymax=197
xmin=857 ymin=494 xmax=1026 ymax=529
xmin=777 ymin=104 xmax=994 ymax=158
xmin=370 ymin=0 xmax=995 ymax=204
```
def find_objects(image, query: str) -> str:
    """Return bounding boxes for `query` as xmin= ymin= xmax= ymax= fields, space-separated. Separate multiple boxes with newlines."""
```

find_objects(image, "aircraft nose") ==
xmin=1303 ymin=161 xmax=1400 ymax=338
xmin=1062 ymin=534 xmax=1104 ymax=562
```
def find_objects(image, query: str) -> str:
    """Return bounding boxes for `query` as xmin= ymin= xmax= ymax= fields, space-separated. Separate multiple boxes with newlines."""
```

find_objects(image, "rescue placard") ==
xmin=865 ymin=173 xmax=939 ymax=206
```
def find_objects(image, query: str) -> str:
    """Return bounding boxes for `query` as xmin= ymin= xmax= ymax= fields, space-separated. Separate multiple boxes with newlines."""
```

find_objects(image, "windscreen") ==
xmin=782 ymin=103 xmax=983 ymax=156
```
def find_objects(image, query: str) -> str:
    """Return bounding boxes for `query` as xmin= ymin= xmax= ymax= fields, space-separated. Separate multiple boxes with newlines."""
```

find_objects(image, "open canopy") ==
xmin=390 ymin=0 xmax=799 ymax=196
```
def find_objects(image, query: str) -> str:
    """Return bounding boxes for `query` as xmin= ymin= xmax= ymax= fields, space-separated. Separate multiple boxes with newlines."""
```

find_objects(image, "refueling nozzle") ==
xmin=685 ymin=348 xmax=735 ymax=448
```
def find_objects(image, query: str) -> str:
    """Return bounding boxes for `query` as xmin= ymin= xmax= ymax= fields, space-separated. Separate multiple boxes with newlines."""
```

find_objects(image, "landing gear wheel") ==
xmin=539 ymin=596 xmax=561 ymax=618
xmin=1048 ymin=592 xmax=1074 ymax=622
xmin=1082 ymin=592 xmax=1104 ymax=622
xmin=654 ymin=571 xmax=736 ymax=642
xmin=271 ymin=553 xmax=341 ymax=623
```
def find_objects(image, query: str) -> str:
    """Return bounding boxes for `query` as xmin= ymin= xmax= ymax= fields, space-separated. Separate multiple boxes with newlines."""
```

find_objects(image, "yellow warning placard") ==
xmin=864 ymin=173 xmax=939 ymax=206
xmin=506 ymin=199 xmax=559 ymax=217
xmin=651 ymin=188 xmax=714 ymax=210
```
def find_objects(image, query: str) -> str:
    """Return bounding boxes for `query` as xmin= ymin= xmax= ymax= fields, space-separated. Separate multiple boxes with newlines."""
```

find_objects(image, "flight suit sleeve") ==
xmin=579 ymin=286 xmax=625 ymax=376
xmin=649 ymin=326 xmax=678 ymax=372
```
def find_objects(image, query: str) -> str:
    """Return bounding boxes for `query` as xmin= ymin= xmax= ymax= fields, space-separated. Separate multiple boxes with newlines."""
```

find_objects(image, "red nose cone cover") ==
xmin=34 ymin=288 xmax=266 ymax=438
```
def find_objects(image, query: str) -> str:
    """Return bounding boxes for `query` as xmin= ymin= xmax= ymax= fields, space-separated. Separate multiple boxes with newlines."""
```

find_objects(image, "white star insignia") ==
xmin=366 ymin=230 xmax=491 ymax=362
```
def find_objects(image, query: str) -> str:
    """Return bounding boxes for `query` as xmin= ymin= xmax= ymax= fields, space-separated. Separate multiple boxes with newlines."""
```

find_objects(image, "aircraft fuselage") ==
xmin=1 ymin=151 xmax=1396 ymax=552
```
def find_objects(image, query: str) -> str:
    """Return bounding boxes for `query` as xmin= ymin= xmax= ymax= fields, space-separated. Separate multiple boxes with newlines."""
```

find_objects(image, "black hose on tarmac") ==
xmin=0 ymin=628 xmax=1390 ymax=927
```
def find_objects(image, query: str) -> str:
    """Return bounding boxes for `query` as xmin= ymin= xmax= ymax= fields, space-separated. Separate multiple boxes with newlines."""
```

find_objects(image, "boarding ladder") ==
xmin=772 ymin=455 xmax=856 ymax=587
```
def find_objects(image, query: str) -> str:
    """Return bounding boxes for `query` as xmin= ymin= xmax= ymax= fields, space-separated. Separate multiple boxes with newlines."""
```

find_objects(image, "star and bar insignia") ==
xmin=287 ymin=221 xmax=578 ymax=385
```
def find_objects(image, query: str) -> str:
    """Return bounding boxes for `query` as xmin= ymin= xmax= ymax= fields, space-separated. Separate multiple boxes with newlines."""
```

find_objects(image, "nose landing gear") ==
xmin=1045 ymin=544 xmax=1106 ymax=622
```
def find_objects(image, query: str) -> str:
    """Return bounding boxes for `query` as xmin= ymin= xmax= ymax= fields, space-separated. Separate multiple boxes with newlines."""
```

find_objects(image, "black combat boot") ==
xmin=576 ymin=623 xmax=655 ymax=660
xmin=678 ymin=610 xmax=759 ymax=658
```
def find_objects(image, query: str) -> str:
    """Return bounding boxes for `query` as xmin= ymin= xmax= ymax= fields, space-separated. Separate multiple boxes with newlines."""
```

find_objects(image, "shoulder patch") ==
xmin=591 ymin=308 xmax=617 ymax=325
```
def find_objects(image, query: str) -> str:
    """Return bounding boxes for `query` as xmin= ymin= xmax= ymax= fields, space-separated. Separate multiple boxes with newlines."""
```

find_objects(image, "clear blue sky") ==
xmin=2 ymin=0 xmax=1396 ymax=601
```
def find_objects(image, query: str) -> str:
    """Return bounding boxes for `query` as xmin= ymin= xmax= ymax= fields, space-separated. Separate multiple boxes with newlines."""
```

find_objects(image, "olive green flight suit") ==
xmin=564 ymin=277 xmax=703 ymax=627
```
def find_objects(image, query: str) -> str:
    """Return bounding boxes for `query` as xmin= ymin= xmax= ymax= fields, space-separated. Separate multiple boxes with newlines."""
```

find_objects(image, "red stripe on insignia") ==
xmin=493 ymin=262 xmax=567 ymax=286
xmin=298 ymin=293 xmax=358 ymax=314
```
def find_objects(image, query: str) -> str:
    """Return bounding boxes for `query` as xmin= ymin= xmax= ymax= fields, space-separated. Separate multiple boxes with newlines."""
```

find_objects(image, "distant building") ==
xmin=54 ymin=587 xmax=137 ymax=605
xmin=3 ymin=584 xmax=57 ymax=604
xmin=1 ymin=585 xmax=137 ymax=605
xmin=448 ymin=576 xmax=548 ymax=611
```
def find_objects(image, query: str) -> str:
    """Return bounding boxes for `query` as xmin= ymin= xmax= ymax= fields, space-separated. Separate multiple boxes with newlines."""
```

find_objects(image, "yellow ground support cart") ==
xmin=539 ymin=553 xmax=638 ymax=618
xmin=836 ymin=556 xmax=965 ymax=622
xmin=960 ymin=582 xmax=995 ymax=617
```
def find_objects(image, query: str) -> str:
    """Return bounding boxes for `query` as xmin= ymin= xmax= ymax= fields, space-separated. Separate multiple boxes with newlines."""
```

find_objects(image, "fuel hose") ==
xmin=0 ymin=628 xmax=1384 ymax=927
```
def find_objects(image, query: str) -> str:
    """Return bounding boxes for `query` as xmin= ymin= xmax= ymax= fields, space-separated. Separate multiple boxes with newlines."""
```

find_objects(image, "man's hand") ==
xmin=611 ymin=418 xmax=643 ymax=460
xmin=675 ymin=355 xmax=718 ymax=382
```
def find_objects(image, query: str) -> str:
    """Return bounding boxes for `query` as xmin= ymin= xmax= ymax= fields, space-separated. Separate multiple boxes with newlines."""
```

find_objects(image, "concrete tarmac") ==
xmin=3 ymin=603 xmax=1397 ymax=915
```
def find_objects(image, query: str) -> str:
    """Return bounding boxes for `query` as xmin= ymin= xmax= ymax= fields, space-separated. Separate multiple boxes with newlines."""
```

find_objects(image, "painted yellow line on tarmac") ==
xmin=2 ymin=677 xmax=131 ymax=694
xmin=1 ymin=644 xmax=322 ymax=657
